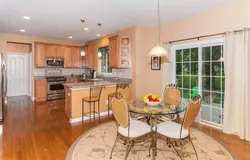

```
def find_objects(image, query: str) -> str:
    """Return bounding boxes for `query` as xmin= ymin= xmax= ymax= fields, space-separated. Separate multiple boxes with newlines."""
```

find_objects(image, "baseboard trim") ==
xmin=69 ymin=111 xmax=113 ymax=124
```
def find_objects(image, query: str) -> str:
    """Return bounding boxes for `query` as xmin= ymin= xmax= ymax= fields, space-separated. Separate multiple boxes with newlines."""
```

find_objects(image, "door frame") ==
xmin=7 ymin=52 xmax=32 ymax=97
xmin=162 ymin=39 xmax=224 ymax=130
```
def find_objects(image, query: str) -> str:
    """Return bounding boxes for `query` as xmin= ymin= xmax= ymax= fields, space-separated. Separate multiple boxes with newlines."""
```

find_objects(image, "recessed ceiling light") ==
xmin=96 ymin=34 xmax=101 ymax=37
xmin=68 ymin=36 xmax=73 ymax=39
xmin=84 ymin=28 xmax=89 ymax=31
xmin=23 ymin=16 xmax=31 ymax=20
xmin=20 ymin=29 xmax=26 ymax=32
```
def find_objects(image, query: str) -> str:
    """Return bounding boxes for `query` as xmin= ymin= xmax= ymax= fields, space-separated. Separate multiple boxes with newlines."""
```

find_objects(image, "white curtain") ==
xmin=223 ymin=29 xmax=250 ymax=141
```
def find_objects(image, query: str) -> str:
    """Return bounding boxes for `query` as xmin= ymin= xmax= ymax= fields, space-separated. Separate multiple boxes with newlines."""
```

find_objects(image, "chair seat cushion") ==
xmin=82 ymin=96 xmax=99 ymax=102
xmin=154 ymin=121 xmax=189 ymax=139
xmin=118 ymin=119 xmax=151 ymax=138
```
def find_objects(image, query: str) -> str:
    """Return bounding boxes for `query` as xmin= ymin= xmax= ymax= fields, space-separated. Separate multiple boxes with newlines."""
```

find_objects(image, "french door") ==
xmin=172 ymin=39 xmax=224 ymax=126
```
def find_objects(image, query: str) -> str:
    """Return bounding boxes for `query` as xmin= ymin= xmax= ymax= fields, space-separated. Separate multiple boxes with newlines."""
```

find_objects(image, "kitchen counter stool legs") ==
xmin=82 ymin=85 xmax=103 ymax=123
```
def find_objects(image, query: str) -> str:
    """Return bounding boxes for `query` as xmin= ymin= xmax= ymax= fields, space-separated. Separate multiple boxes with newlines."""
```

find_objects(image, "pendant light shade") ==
xmin=98 ymin=51 xmax=102 ymax=57
xmin=148 ymin=0 xmax=170 ymax=62
xmin=81 ymin=49 xmax=86 ymax=56
xmin=149 ymin=45 xmax=168 ymax=56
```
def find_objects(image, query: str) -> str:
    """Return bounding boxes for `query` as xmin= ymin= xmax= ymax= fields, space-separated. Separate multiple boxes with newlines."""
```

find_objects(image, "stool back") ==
xmin=89 ymin=85 xmax=104 ymax=101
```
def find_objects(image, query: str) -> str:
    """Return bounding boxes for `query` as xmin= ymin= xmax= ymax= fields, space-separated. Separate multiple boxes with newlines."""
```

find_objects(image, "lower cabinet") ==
xmin=35 ymin=79 xmax=47 ymax=102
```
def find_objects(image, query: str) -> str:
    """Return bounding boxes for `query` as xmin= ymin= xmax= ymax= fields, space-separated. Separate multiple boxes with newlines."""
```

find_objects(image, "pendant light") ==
xmin=149 ymin=0 xmax=170 ymax=61
xmin=80 ymin=49 xmax=86 ymax=56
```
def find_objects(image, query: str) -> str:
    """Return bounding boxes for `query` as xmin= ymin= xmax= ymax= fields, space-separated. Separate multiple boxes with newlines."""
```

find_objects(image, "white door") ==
xmin=7 ymin=53 xmax=30 ymax=97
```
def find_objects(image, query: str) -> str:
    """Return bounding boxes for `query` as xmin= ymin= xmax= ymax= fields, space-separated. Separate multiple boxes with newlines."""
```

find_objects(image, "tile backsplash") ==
xmin=34 ymin=68 xmax=132 ymax=79
xmin=34 ymin=68 xmax=86 ymax=76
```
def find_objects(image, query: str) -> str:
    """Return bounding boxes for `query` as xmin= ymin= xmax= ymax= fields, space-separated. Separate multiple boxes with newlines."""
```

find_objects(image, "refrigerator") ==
xmin=0 ymin=53 xmax=7 ymax=122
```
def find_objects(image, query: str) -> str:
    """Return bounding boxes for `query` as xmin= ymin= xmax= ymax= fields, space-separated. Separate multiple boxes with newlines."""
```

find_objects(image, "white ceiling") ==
xmin=0 ymin=0 xmax=236 ymax=42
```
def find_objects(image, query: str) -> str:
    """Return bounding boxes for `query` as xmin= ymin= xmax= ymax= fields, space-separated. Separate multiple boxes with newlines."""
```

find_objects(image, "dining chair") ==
xmin=108 ymin=84 xmax=131 ymax=118
xmin=154 ymin=95 xmax=201 ymax=160
xmin=110 ymin=92 xmax=151 ymax=160
xmin=162 ymin=84 xmax=181 ymax=121
xmin=82 ymin=85 xmax=104 ymax=122
xmin=163 ymin=84 xmax=181 ymax=108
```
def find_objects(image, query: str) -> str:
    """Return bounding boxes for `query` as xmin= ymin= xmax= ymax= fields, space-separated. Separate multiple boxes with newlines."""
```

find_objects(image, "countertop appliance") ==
xmin=46 ymin=58 xmax=64 ymax=68
xmin=89 ymin=70 xmax=96 ymax=79
xmin=0 ymin=53 xmax=7 ymax=122
xmin=46 ymin=76 xmax=66 ymax=101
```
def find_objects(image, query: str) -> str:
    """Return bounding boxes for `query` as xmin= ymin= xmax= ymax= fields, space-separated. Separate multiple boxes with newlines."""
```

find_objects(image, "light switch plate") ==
xmin=106 ymin=100 xmax=109 ymax=105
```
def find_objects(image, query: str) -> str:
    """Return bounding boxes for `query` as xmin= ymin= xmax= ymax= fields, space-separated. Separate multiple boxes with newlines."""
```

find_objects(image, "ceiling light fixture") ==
xmin=68 ymin=36 xmax=73 ymax=39
xmin=84 ymin=28 xmax=89 ymax=31
xmin=98 ymin=51 xmax=102 ymax=57
xmin=81 ymin=49 xmax=86 ymax=56
xmin=20 ymin=29 xmax=26 ymax=32
xmin=96 ymin=34 xmax=101 ymax=37
xmin=149 ymin=0 xmax=170 ymax=61
xmin=23 ymin=16 xmax=31 ymax=20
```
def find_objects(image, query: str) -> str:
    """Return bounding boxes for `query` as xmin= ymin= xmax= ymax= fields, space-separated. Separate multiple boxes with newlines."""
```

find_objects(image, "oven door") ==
xmin=47 ymin=82 xmax=65 ymax=94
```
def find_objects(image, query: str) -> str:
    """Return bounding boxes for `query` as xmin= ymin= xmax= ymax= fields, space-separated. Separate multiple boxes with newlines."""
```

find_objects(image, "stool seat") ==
xmin=82 ymin=96 xmax=99 ymax=102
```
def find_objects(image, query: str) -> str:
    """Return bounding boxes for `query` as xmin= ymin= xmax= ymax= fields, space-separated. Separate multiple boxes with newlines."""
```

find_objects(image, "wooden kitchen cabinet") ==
xmin=56 ymin=45 xmax=65 ymax=58
xmin=64 ymin=46 xmax=72 ymax=68
xmin=46 ymin=44 xmax=57 ymax=58
xmin=71 ymin=47 xmax=81 ymax=68
xmin=84 ymin=44 xmax=96 ymax=68
xmin=35 ymin=79 xmax=47 ymax=102
xmin=108 ymin=35 xmax=131 ymax=68
xmin=35 ymin=43 xmax=46 ymax=68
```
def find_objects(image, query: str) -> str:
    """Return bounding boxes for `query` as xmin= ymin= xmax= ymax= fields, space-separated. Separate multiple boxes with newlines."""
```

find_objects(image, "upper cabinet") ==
xmin=45 ymin=44 xmax=57 ymax=58
xmin=64 ymin=46 xmax=72 ymax=68
xmin=108 ymin=35 xmax=131 ymax=68
xmin=34 ymin=43 xmax=82 ymax=68
xmin=71 ymin=47 xmax=81 ymax=68
xmin=35 ymin=43 xmax=46 ymax=68
xmin=83 ymin=44 xmax=96 ymax=69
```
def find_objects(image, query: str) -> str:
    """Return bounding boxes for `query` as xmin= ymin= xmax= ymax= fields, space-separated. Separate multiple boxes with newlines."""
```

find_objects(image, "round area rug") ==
xmin=67 ymin=121 xmax=233 ymax=160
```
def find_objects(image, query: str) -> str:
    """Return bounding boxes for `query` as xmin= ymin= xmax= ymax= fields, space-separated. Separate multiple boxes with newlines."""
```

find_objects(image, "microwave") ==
xmin=46 ymin=58 xmax=64 ymax=68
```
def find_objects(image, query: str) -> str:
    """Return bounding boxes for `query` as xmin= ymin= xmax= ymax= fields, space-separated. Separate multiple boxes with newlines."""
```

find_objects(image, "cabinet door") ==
xmin=46 ymin=44 xmax=57 ymax=58
xmin=35 ymin=43 xmax=46 ymax=68
xmin=35 ymin=79 xmax=47 ymax=102
xmin=84 ymin=44 xmax=96 ymax=68
xmin=109 ymin=35 xmax=119 ymax=68
xmin=64 ymin=46 xmax=72 ymax=68
xmin=56 ymin=46 xmax=65 ymax=58
xmin=119 ymin=36 xmax=131 ymax=68
xmin=71 ymin=47 xmax=81 ymax=68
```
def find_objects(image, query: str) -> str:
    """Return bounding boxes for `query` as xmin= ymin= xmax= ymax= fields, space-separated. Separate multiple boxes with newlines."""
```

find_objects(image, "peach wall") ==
xmin=133 ymin=0 xmax=250 ymax=99
xmin=88 ymin=26 xmax=137 ymax=98
xmin=0 ymin=33 xmax=83 ymax=97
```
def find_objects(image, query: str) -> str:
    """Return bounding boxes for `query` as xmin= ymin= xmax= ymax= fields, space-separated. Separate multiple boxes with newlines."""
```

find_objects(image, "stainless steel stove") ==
xmin=46 ymin=76 xmax=66 ymax=101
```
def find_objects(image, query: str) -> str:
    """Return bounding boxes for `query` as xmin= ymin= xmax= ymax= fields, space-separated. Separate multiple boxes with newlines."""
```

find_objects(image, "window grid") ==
xmin=174 ymin=44 xmax=224 ymax=126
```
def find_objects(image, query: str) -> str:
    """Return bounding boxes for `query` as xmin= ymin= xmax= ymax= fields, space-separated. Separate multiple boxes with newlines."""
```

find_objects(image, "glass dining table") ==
xmin=128 ymin=100 xmax=186 ymax=122
xmin=127 ymin=100 xmax=186 ymax=159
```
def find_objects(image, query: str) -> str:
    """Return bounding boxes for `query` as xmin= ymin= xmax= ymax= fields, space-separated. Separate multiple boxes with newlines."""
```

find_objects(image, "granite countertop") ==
xmin=64 ymin=78 xmax=132 ymax=89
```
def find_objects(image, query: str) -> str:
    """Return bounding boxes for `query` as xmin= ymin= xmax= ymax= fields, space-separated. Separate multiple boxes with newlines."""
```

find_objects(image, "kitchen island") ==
xmin=64 ymin=78 xmax=132 ymax=123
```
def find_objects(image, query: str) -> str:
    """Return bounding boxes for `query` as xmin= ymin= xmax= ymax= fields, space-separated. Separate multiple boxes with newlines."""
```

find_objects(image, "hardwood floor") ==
xmin=0 ymin=96 xmax=249 ymax=160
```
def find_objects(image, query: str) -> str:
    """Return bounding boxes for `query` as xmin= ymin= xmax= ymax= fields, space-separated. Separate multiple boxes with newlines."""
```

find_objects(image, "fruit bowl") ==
xmin=144 ymin=100 xmax=160 ymax=106
xmin=143 ymin=94 xmax=162 ymax=106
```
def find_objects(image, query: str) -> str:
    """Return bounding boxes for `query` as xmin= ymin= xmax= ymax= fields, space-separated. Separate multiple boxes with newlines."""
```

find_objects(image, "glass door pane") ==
xmin=201 ymin=45 xmax=224 ymax=125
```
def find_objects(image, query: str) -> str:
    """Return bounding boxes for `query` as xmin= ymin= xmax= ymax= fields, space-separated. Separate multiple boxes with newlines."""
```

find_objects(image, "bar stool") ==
xmin=108 ymin=84 xmax=131 ymax=118
xmin=82 ymin=85 xmax=104 ymax=122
